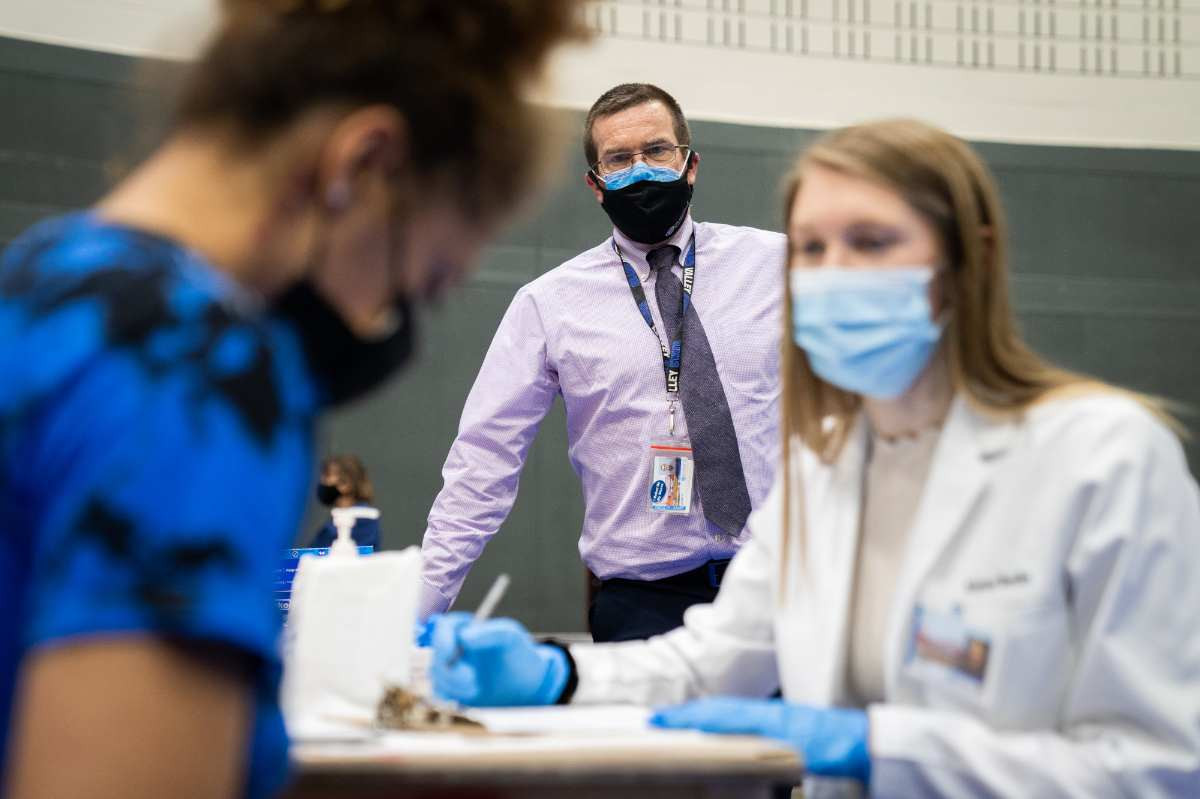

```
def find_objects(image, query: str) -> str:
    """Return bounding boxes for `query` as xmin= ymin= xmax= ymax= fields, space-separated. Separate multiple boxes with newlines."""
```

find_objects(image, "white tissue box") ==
xmin=281 ymin=546 xmax=421 ymax=731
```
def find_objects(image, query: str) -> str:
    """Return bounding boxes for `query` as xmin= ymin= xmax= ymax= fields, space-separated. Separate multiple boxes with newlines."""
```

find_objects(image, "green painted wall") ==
xmin=3 ymin=36 xmax=1197 ymax=632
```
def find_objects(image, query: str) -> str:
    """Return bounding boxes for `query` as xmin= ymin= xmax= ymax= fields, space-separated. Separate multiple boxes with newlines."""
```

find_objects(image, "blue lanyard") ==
xmin=612 ymin=235 xmax=697 ymax=396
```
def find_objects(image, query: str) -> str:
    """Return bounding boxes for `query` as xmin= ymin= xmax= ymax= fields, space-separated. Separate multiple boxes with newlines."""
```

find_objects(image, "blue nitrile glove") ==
xmin=429 ymin=612 xmax=568 ymax=707
xmin=414 ymin=618 xmax=435 ymax=648
xmin=651 ymin=697 xmax=871 ymax=784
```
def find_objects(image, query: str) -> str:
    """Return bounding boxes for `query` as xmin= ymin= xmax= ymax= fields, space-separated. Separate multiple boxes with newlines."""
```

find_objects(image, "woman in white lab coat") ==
xmin=429 ymin=119 xmax=1200 ymax=797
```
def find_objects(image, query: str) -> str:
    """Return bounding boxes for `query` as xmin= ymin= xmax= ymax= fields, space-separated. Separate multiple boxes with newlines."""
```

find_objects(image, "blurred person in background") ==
xmin=0 ymin=2 xmax=584 ymax=798
xmin=309 ymin=454 xmax=381 ymax=549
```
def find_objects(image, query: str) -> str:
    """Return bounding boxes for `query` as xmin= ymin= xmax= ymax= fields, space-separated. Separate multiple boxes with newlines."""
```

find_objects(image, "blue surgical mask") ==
xmin=790 ymin=266 xmax=943 ymax=399
xmin=601 ymin=161 xmax=683 ymax=191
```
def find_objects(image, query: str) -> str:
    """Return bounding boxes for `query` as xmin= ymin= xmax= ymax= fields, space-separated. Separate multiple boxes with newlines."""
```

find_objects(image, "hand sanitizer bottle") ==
xmin=328 ymin=506 xmax=381 ymax=557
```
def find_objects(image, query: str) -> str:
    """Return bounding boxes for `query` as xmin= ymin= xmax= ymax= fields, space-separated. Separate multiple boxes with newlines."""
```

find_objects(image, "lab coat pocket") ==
xmin=904 ymin=596 xmax=1070 ymax=729
xmin=966 ymin=599 xmax=1071 ymax=729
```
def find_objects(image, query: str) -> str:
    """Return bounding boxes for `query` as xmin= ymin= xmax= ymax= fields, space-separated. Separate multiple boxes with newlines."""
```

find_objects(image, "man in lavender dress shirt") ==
xmin=420 ymin=84 xmax=785 ymax=641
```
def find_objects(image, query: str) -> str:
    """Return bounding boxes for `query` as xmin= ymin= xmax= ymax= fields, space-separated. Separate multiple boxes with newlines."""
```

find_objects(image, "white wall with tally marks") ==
xmin=3 ymin=0 xmax=1197 ymax=149
xmin=536 ymin=0 xmax=1200 ymax=150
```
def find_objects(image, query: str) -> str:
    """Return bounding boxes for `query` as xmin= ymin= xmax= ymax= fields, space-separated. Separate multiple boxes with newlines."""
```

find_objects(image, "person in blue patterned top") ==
xmin=0 ymin=2 xmax=585 ymax=798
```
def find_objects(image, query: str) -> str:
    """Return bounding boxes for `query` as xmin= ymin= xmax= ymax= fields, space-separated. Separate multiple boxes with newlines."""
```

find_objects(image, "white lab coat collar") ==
xmin=832 ymin=392 xmax=1020 ymax=510
xmin=845 ymin=392 xmax=1020 ymax=462
xmin=612 ymin=214 xmax=695 ymax=281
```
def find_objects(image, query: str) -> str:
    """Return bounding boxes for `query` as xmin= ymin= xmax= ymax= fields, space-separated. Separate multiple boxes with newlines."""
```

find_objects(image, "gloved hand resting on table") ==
xmin=651 ymin=697 xmax=871 ymax=784
xmin=429 ymin=612 xmax=568 ymax=707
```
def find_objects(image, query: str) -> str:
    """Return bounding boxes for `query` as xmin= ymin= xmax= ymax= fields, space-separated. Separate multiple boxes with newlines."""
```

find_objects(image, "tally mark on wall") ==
xmin=584 ymin=0 xmax=1199 ymax=79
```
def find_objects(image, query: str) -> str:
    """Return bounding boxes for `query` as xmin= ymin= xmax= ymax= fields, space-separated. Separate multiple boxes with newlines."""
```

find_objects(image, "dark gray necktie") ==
xmin=649 ymin=245 xmax=752 ymax=535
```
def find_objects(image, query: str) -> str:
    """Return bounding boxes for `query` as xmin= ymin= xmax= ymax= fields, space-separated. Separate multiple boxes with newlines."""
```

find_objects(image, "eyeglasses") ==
xmin=591 ymin=145 xmax=691 ymax=177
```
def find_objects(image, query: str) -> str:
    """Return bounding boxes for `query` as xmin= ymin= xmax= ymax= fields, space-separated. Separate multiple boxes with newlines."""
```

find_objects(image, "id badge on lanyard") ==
xmin=648 ymin=402 xmax=695 ymax=515
xmin=611 ymin=236 xmax=699 ymax=517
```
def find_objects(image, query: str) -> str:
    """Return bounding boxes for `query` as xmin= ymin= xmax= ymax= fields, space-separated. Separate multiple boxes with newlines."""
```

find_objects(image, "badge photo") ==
xmin=904 ymin=602 xmax=994 ymax=698
xmin=647 ymin=440 xmax=694 ymax=515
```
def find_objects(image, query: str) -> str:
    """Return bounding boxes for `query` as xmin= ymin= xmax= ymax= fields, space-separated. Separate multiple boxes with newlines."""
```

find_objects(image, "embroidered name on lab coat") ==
xmin=965 ymin=571 xmax=1030 ymax=592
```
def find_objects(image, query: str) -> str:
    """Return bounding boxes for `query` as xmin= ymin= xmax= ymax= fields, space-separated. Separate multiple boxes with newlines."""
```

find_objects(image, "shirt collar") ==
xmin=612 ymin=213 xmax=695 ymax=281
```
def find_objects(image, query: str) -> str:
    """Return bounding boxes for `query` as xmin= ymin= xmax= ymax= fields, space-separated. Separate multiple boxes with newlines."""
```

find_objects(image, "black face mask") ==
xmin=599 ymin=161 xmax=695 ymax=245
xmin=316 ymin=483 xmax=342 ymax=506
xmin=271 ymin=280 xmax=416 ymax=408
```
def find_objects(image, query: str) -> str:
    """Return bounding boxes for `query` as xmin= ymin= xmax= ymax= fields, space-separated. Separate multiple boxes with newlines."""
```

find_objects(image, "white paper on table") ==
xmin=281 ymin=546 xmax=421 ymax=735
xmin=289 ymin=705 xmax=797 ymax=767
xmin=291 ymin=704 xmax=655 ymax=743
xmin=464 ymin=704 xmax=653 ymax=736
xmin=287 ymin=714 xmax=377 ymax=744
xmin=294 ymin=728 xmax=715 ymax=761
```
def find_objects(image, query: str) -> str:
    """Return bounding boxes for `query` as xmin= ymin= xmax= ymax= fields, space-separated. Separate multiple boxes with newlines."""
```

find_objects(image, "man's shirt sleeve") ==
xmin=419 ymin=287 xmax=560 ymax=618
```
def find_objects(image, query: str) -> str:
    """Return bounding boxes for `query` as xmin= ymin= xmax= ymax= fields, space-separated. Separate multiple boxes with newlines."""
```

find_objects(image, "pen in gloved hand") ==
xmin=430 ymin=573 xmax=571 ymax=707
xmin=473 ymin=573 xmax=510 ymax=623
xmin=446 ymin=573 xmax=509 ymax=664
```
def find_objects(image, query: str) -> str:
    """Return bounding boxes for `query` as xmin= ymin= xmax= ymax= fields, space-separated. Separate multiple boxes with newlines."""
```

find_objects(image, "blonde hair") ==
xmin=778 ymin=119 xmax=1180 ymax=582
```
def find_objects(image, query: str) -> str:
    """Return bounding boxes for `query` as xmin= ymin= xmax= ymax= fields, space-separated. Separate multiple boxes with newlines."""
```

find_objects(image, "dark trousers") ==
xmin=588 ymin=560 xmax=730 ymax=643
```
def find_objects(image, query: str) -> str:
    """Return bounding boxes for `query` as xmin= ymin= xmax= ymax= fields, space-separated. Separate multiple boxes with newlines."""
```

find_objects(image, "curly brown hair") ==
xmin=175 ymin=0 xmax=588 ymax=222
